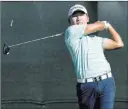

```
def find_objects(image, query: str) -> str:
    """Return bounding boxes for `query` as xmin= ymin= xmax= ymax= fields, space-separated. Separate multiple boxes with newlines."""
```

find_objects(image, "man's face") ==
xmin=69 ymin=11 xmax=89 ymax=25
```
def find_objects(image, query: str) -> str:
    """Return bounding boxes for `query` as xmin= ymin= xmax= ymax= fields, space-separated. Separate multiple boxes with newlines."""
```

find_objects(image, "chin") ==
xmin=77 ymin=23 xmax=83 ymax=25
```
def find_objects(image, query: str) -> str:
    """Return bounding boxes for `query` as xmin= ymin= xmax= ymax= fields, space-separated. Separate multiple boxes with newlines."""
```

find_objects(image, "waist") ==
xmin=77 ymin=72 xmax=112 ymax=83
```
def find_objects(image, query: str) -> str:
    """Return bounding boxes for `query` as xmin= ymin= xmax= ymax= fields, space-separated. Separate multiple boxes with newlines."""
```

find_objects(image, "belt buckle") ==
xmin=94 ymin=76 xmax=100 ymax=81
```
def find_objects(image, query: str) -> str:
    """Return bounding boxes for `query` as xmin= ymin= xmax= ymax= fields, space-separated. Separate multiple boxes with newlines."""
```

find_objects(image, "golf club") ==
xmin=3 ymin=32 xmax=64 ymax=55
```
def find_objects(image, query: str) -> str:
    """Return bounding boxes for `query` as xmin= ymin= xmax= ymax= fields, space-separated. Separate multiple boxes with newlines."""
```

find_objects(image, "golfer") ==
xmin=65 ymin=4 xmax=124 ymax=109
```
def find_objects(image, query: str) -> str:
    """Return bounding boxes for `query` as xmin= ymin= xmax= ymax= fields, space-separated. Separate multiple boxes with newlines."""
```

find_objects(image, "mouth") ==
xmin=77 ymin=22 xmax=83 ymax=24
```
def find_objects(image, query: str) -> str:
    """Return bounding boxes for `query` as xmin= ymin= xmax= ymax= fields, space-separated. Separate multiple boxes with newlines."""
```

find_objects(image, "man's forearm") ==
xmin=107 ymin=23 xmax=124 ymax=46
xmin=85 ymin=21 xmax=106 ymax=35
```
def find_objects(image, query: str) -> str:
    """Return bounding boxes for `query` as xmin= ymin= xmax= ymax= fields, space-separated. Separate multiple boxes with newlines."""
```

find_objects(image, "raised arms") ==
xmin=85 ymin=21 xmax=124 ymax=50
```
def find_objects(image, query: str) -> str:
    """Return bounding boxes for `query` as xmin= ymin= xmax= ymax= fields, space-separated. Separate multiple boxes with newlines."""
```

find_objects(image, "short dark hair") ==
xmin=68 ymin=18 xmax=71 ymax=24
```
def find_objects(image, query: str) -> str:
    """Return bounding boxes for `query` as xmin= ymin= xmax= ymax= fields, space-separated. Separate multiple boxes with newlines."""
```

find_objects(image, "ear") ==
xmin=87 ymin=16 xmax=90 ymax=23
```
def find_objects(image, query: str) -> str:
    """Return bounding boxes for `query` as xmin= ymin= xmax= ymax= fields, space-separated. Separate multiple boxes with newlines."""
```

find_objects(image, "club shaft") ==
xmin=9 ymin=32 xmax=64 ymax=48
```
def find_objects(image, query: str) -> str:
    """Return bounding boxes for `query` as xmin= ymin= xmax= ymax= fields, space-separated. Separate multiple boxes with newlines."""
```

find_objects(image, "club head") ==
xmin=3 ymin=42 xmax=10 ymax=55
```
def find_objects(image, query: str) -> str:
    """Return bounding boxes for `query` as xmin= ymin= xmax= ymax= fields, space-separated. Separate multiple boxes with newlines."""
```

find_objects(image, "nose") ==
xmin=76 ymin=16 xmax=80 ymax=21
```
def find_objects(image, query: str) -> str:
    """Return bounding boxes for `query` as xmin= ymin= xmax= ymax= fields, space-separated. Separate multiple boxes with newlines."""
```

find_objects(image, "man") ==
xmin=65 ymin=4 xmax=124 ymax=109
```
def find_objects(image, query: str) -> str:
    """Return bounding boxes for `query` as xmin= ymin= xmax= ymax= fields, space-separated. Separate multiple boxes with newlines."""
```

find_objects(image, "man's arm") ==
xmin=85 ymin=21 xmax=105 ymax=35
xmin=85 ymin=21 xmax=124 ymax=50
xmin=103 ymin=24 xmax=124 ymax=50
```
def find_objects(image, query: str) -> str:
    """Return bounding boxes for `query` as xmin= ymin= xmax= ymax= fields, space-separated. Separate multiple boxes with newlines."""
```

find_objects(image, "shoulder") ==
xmin=65 ymin=25 xmax=85 ymax=32
xmin=65 ymin=24 xmax=86 ymax=38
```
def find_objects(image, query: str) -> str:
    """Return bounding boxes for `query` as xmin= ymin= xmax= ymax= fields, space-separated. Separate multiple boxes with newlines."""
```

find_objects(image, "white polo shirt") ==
xmin=65 ymin=24 xmax=111 ymax=79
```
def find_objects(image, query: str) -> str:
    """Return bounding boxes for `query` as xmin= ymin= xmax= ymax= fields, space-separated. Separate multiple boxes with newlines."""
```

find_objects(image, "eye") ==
xmin=72 ymin=14 xmax=77 ymax=17
xmin=72 ymin=13 xmax=84 ymax=18
xmin=79 ymin=13 xmax=84 ymax=16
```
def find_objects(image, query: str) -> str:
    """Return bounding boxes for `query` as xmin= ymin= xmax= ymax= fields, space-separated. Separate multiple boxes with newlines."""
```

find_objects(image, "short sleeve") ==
xmin=95 ymin=36 xmax=108 ymax=50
